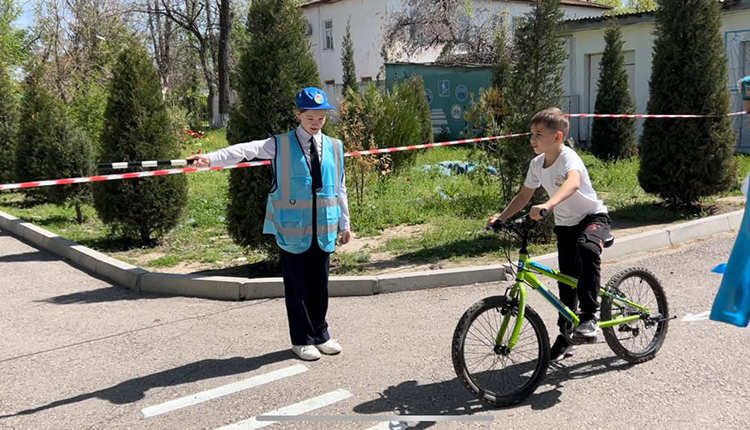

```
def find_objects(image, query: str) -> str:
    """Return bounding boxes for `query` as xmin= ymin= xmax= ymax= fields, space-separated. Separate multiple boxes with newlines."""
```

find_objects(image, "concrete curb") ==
xmin=377 ymin=264 xmax=508 ymax=294
xmin=140 ymin=273 xmax=243 ymax=301
xmin=1 ymin=208 xmax=745 ymax=300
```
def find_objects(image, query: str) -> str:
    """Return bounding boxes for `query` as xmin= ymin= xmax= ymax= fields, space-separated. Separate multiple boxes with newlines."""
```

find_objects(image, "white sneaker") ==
xmin=572 ymin=319 xmax=601 ymax=343
xmin=315 ymin=339 xmax=342 ymax=355
xmin=292 ymin=345 xmax=321 ymax=361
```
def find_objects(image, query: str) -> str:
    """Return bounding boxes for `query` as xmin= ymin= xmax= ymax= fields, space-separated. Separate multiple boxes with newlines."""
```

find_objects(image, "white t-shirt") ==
xmin=524 ymin=146 xmax=607 ymax=226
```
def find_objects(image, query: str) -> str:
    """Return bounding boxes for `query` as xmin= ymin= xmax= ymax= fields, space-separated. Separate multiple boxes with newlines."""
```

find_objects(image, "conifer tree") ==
xmin=15 ymin=66 xmax=57 ymax=202
xmin=491 ymin=26 xmax=511 ymax=91
xmin=226 ymin=0 xmax=320 ymax=251
xmin=15 ymin=65 xmax=94 ymax=220
xmin=639 ymin=0 xmax=736 ymax=205
xmin=0 ymin=61 xmax=17 ymax=183
xmin=341 ymin=20 xmax=357 ymax=97
xmin=498 ymin=0 xmax=567 ymax=240
xmin=500 ymin=0 xmax=567 ymax=200
xmin=590 ymin=24 xmax=637 ymax=160
xmin=94 ymin=42 xmax=188 ymax=242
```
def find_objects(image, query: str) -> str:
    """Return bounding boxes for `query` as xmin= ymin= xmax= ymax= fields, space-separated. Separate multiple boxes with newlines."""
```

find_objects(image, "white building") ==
xmin=300 ymin=0 xmax=611 ymax=106
xmin=564 ymin=0 xmax=750 ymax=150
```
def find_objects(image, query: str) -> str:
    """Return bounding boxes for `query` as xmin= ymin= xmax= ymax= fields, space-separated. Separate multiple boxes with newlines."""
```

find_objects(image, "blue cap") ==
xmin=296 ymin=87 xmax=334 ymax=110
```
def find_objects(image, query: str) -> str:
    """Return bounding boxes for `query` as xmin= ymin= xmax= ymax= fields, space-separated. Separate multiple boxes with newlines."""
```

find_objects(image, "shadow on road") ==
xmin=0 ymin=350 xmax=294 ymax=419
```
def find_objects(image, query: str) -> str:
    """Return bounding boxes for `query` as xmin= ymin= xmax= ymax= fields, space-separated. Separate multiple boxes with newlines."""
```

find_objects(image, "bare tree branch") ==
xmin=385 ymin=0 xmax=504 ymax=64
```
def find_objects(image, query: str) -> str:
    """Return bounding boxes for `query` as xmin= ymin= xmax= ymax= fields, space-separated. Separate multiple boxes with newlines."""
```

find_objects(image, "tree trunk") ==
xmin=208 ymin=84 xmax=222 ymax=129
xmin=197 ymin=37 xmax=222 ymax=129
xmin=75 ymin=201 xmax=84 ymax=224
xmin=140 ymin=224 xmax=151 ymax=244
xmin=204 ymin=0 xmax=221 ymax=129
xmin=158 ymin=0 xmax=219 ymax=127
xmin=218 ymin=0 xmax=231 ymax=127
xmin=147 ymin=0 xmax=172 ymax=101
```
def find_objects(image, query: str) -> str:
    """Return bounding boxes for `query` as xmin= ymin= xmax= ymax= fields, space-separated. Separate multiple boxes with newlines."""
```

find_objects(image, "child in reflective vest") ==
xmin=189 ymin=87 xmax=351 ymax=361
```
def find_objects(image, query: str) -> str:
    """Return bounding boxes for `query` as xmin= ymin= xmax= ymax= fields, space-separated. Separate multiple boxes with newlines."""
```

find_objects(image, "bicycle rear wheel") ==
xmin=452 ymin=296 xmax=550 ymax=407
xmin=601 ymin=267 xmax=669 ymax=363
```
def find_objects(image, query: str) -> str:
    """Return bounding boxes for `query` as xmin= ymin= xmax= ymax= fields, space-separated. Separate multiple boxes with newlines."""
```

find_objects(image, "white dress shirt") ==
xmin=208 ymin=125 xmax=351 ymax=230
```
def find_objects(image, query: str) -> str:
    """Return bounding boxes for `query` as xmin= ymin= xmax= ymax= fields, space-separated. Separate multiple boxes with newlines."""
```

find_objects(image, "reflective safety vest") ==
xmin=262 ymin=131 xmax=344 ymax=254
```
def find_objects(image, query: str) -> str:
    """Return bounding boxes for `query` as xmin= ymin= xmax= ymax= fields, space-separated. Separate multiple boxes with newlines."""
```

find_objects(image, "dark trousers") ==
xmin=280 ymin=241 xmax=331 ymax=345
xmin=279 ymin=191 xmax=332 ymax=346
xmin=553 ymin=213 xmax=611 ymax=332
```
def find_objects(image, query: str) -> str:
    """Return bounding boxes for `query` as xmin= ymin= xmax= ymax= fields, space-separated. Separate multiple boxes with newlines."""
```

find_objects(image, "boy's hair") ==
xmin=531 ymin=107 xmax=569 ymax=138
xmin=298 ymin=108 xmax=309 ymax=113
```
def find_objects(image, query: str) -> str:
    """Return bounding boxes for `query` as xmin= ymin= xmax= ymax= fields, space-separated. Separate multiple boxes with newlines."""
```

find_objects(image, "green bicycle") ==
xmin=451 ymin=212 xmax=671 ymax=407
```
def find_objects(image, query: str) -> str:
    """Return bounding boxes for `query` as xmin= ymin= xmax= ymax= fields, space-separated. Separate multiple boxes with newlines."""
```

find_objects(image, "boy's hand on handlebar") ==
xmin=529 ymin=205 xmax=550 ymax=221
xmin=487 ymin=214 xmax=505 ymax=231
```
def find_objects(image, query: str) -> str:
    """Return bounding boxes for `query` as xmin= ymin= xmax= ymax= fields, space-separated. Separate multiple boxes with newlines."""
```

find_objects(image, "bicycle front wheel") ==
xmin=452 ymin=296 xmax=550 ymax=407
xmin=601 ymin=267 xmax=669 ymax=363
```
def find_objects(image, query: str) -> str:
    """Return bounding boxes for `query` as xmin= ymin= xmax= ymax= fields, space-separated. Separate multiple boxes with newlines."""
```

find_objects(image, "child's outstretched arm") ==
xmin=488 ymin=186 xmax=536 ymax=228
xmin=530 ymin=170 xmax=581 ymax=220
xmin=187 ymin=138 xmax=276 ymax=168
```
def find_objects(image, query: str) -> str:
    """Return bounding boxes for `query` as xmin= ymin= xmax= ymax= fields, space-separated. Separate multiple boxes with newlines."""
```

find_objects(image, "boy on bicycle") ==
xmin=488 ymin=107 xmax=610 ymax=361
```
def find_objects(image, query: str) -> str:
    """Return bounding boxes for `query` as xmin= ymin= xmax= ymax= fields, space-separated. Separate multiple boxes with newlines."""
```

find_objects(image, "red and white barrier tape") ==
xmin=568 ymin=111 xmax=747 ymax=118
xmin=0 ymin=161 xmax=274 ymax=191
xmin=90 ymin=110 xmax=750 ymax=170
xmin=3 ymin=109 xmax=748 ymax=191
xmin=345 ymin=132 xmax=530 ymax=157
xmin=0 ymin=133 xmax=529 ymax=191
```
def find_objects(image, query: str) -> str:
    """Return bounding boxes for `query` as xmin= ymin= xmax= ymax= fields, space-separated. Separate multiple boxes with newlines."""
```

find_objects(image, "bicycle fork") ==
xmin=495 ymin=283 xmax=527 ymax=354
xmin=494 ymin=280 xmax=581 ymax=353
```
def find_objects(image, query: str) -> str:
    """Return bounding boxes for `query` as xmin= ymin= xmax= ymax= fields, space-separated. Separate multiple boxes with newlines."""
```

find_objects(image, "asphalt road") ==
xmin=1 ymin=227 xmax=748 ymax=430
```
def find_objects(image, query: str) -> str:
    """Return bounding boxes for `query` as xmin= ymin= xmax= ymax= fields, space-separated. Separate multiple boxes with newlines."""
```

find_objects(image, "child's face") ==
xmin=297 ymin=110 xmax=327 ymax=135
xmin=530 ymin=123 xmax=563 ymax=155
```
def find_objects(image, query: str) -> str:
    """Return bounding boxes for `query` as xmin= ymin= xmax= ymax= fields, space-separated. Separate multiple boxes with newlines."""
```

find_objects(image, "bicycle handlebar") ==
xmin=490 ymin=209 xmax=548 ymax=234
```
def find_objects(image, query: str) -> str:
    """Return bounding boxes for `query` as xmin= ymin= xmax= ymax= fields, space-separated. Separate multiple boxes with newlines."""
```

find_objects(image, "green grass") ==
xmin=579 ymin=152 xmax=669 ymax=222
xmin=374 ymin=216 xmax=556 ymax=263
xmin=1 ymin=129 xmax=267 ymax=270
xmin=0 ymin=194 xmax=108 ymax=245
xmin=1 ymin=129 xmax=747 ymax=276
xmin=729 ymin=154 xmax=750 ymax=196
xmin=581 ymin=152 xmax=749 ymax=223
xmin=350 ymin=147 xmax=503 ymax=236
xmin=148 ymin=255 xmax=183 ymax=267
xmin=331 ymin=251 xmax=371 ymax=275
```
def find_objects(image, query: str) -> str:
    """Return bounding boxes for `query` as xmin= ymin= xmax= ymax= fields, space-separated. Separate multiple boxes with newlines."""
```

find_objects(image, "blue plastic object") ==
xmin=710 ymin=197 xmax=750 ymax=327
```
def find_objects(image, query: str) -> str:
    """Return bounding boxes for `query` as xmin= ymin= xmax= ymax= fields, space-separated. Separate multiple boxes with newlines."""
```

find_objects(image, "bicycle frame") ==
xmin=498 ymin=252 xmax=653 ymax=350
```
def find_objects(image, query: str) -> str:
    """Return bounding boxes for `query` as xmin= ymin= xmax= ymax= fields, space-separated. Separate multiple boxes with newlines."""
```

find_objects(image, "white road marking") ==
xmin=141 ymin=364 xmax=308 ymax=418
xmin=216 ymin=389 xmax=353 ymax=430
xmin=682 ymin=311 xmax=711 ymax=322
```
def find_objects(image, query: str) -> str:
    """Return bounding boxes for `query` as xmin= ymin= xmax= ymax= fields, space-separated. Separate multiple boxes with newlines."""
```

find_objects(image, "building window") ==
xmin=361 ymin=77 xmax=372 ymax=82
xmin=325 ymin=79 xmax=335 ymax=85
xmin=324 ymin=20 xmax=333 ymax=50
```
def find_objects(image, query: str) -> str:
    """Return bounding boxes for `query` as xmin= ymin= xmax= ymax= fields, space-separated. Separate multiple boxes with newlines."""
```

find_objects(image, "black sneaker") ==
xmin=572 ymin=319 xmax=600 ymax=343
xmin=550 ymin=335 xmax=575 ymax=361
